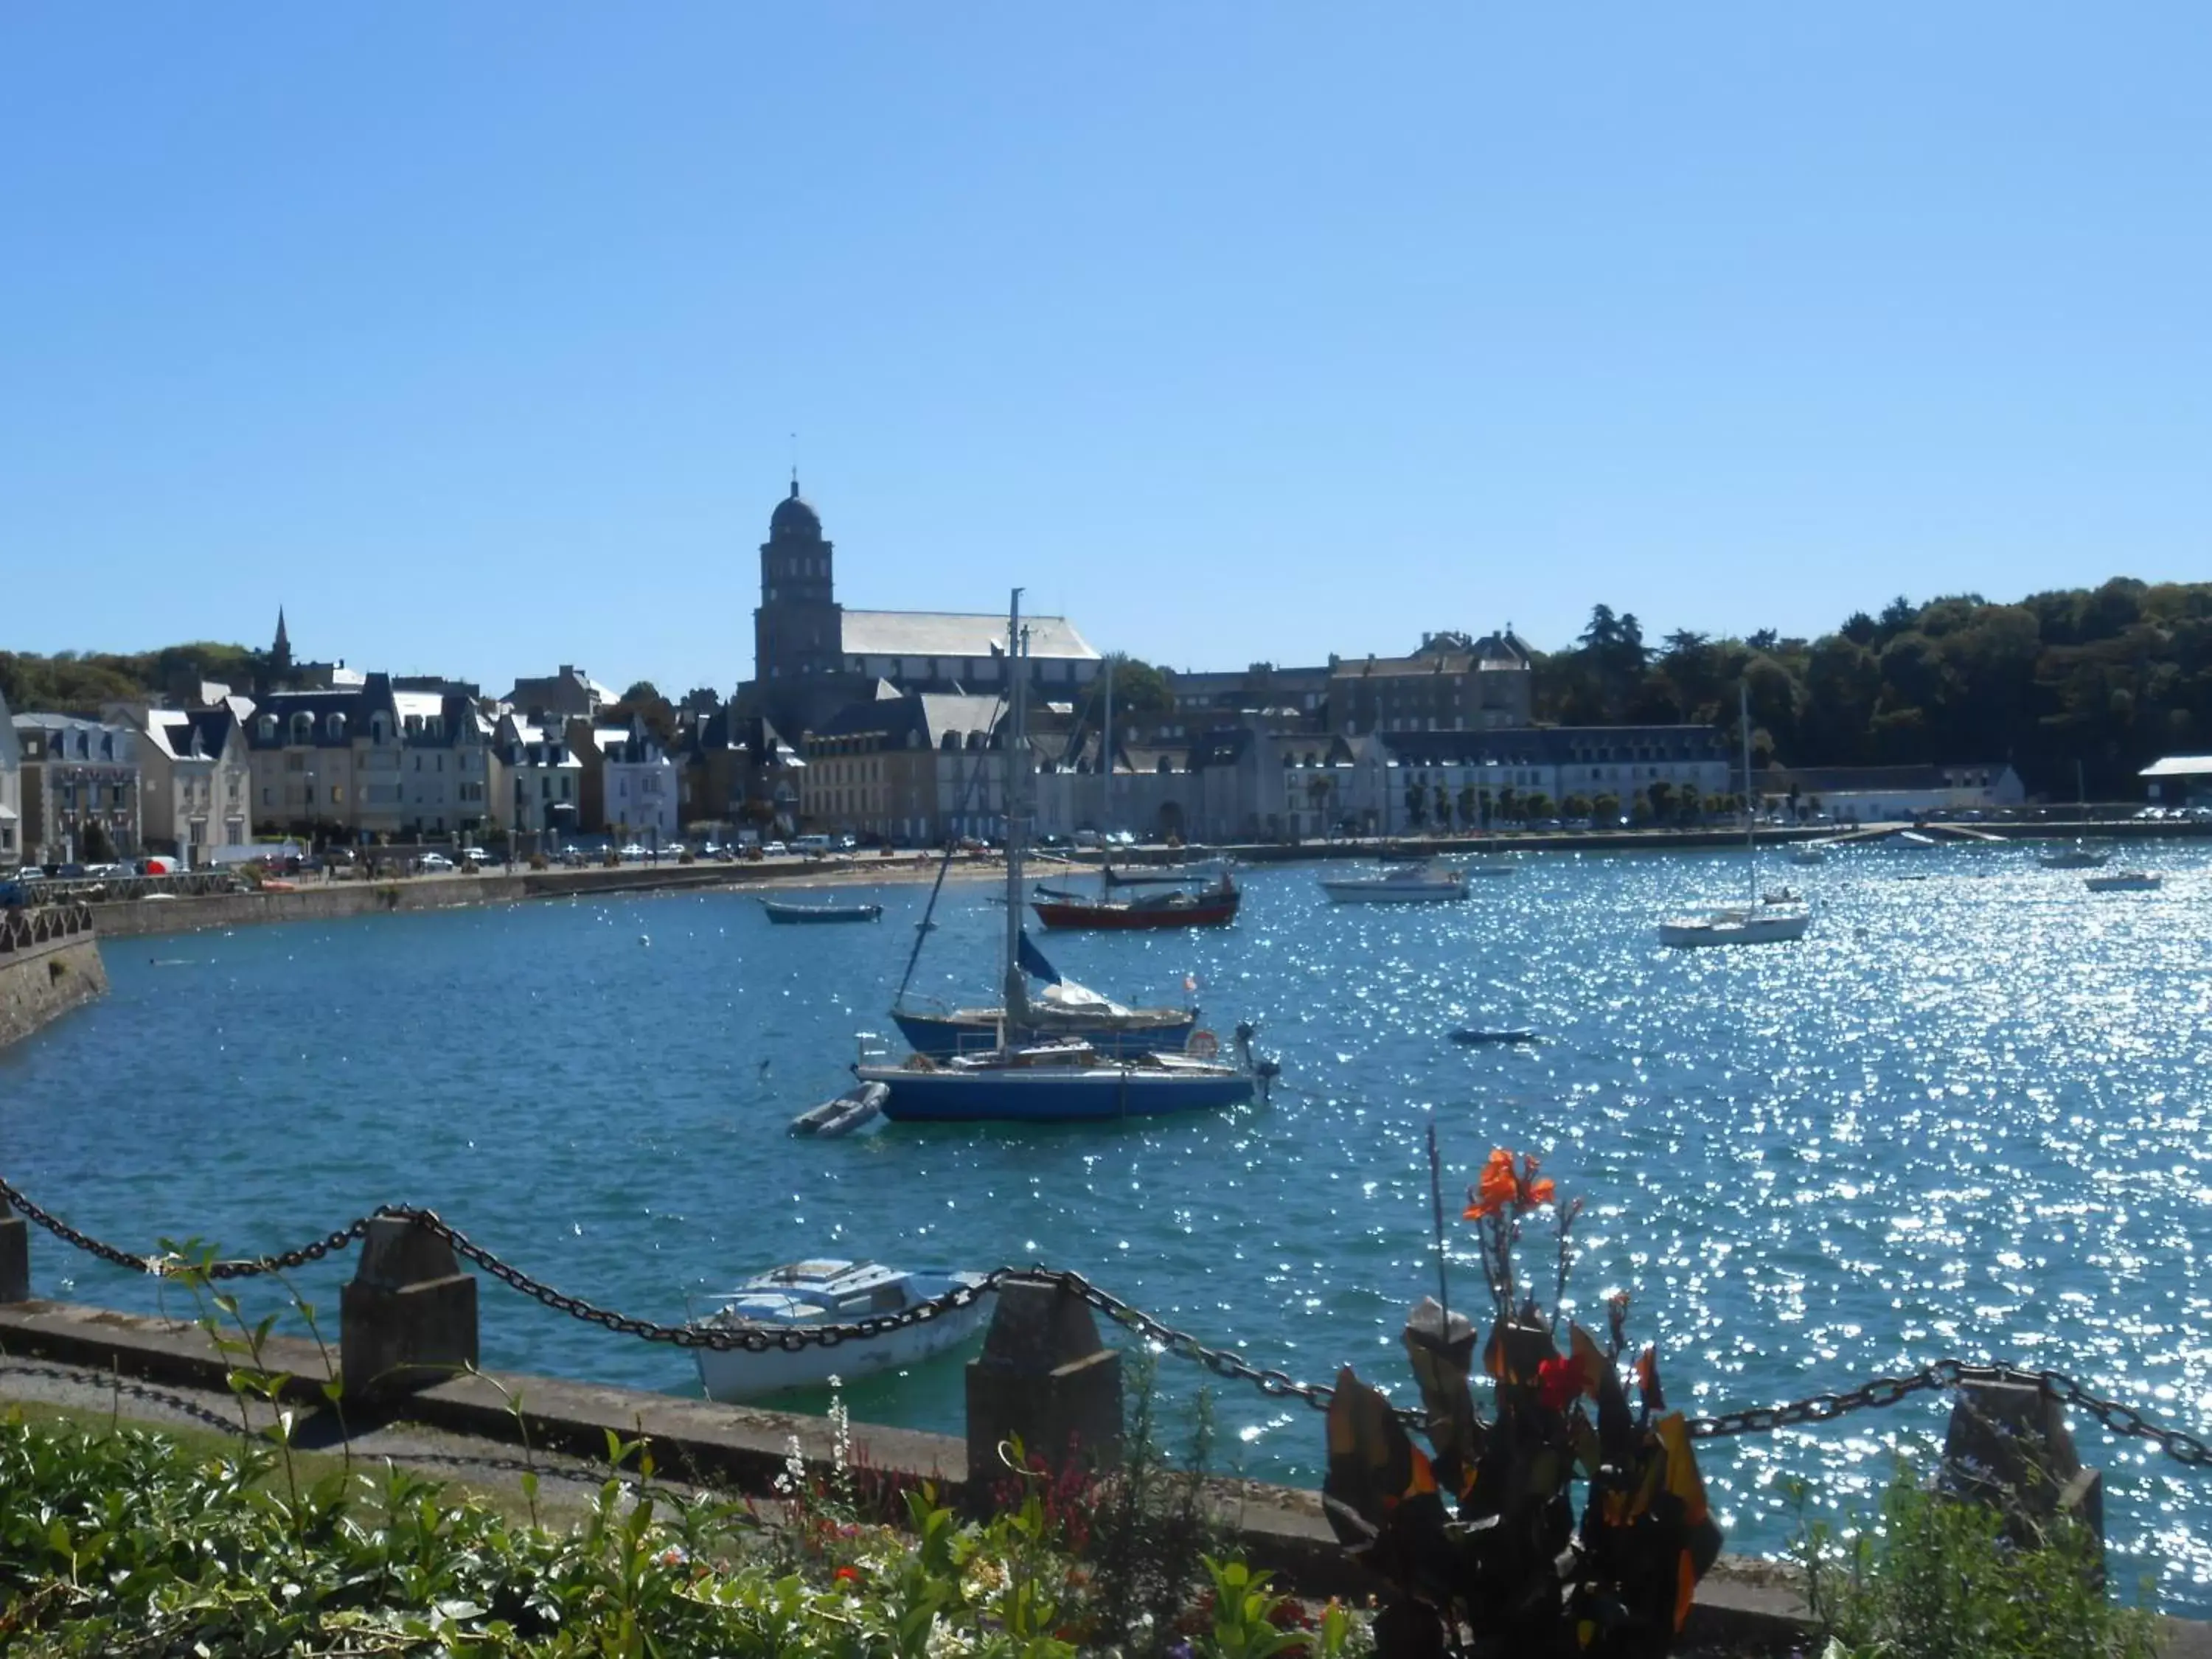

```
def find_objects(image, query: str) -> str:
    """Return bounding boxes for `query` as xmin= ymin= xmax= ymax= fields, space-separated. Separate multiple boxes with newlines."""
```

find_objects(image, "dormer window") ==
xmin=257 ymin=717 xmax=276 ymax=743
xmin=290 ymin=712 xmax=313 ymax=745
xmin=327 ymin=713 xmax=346 ymax=740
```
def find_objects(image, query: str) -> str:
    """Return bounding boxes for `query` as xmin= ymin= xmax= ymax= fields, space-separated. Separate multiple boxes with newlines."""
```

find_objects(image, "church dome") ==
xmin=770 ymin=478 xmax=821 ymax=538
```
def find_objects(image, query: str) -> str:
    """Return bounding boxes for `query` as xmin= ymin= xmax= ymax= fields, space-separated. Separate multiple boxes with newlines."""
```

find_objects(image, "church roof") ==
xmin=839 ymin=610 xmax=1098 ymax=662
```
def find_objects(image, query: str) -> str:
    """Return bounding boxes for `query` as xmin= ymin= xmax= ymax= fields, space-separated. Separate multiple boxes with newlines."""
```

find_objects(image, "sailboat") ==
xmin=1658 ymin=684 xmax=1811 ymax=948
xmin=891 ymin=929 xmax=1197 ymax=1059
xmin=858 ymin=591 xmax=1258 ymax=1122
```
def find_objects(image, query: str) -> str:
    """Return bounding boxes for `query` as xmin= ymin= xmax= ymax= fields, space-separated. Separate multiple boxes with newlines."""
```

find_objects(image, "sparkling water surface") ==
xmin=5 ymin=844 xmax=2211 ymax=1607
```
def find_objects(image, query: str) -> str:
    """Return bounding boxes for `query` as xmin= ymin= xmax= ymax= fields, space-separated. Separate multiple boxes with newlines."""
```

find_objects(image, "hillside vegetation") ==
xmin=1533 ymin=578 xmax=2212 ymax=796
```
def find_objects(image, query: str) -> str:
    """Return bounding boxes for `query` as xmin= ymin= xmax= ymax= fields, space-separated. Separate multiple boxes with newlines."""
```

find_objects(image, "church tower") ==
xmin=751 ymin=476 xmax=846 ymax=730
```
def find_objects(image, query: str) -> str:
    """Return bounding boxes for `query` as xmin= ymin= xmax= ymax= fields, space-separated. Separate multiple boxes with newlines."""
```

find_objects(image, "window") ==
xmin=257 ymin=716 xmax=276 ymax=742
xmin=327 ymin=713 xmax=345 ymax=740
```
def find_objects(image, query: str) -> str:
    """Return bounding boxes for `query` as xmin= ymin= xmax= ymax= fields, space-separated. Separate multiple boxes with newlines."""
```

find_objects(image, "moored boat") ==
xmin=787 ymin=1079 xmax=888 ymax=1137
xmin=762 ymin=899 xmax=883 ymax=924
xmin=689 ymin=1259 xmax=994 ymax=1399
xmin=863 ymin=1039 xmax=1254 ymax=1122
xmin=1318 ymin=860 xmax=1470 ymax=903
xmin=1658 ymin=906 xmax=1812 ymax=947
xmin=861 ymin=588 xmax=1262 ymax=1122
xmin=1659 ymin=682 xmax=1812 ymax=949
xmin=2040 ymin=844 xmax=2110 ymax=870
xmin=2086 ymin=870 xmax=2162 ymax=892
xmin=1031 ymin=872 xmax=1240 ymax=930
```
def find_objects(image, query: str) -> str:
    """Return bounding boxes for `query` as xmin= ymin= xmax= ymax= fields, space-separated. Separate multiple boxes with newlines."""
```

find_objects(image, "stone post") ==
xmin=0 ymin=1216 xmax=28 ymax=1303
xmin=340 ymin=1216 xmax=478 ymax=1404
xmin=1943 ymin=1374 xmax=2104 ymax=1574
xmin=965 ymin=1273 xmax=1122 ymax=1500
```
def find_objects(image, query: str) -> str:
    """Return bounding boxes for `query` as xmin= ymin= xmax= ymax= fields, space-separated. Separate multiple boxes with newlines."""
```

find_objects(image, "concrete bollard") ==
xmin=965 ymin=1273 xmax=1122 ymax=1500
xmin=0 ymin=1217 xmax=27 ymax=1303
xmin=1944 ymin=1374 xmax=2104 ymax=1571
xmin=340 ymin=1216 xmax=479 ymax=1404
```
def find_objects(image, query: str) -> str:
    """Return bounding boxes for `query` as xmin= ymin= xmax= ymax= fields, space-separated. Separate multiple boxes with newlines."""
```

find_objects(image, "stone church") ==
xmin=738 ymin=477 xmax=1101 ymax=737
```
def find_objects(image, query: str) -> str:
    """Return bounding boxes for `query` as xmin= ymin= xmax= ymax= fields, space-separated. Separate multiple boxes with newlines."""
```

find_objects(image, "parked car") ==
xmin=1107 ymin=830 xmax=1136 ymax=847
xmin=834 ymin=835 xmax=857 ymax=852
xmin=762 ymin=840 xmax=788 ymax=857
xmin=417 ymin=852 xmax=454 ymax=873
xmin=619 ymin=843 xmax=648 ymax=860
xmin=460 ymin=846 xmax=493 ymax=867
xmin=556 ymin=846 xmax=590 ymax=866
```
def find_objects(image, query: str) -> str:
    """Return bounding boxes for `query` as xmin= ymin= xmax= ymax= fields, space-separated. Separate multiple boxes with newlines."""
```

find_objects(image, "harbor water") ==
xmin=4 ymin=842 xmax=2210 ymax=1604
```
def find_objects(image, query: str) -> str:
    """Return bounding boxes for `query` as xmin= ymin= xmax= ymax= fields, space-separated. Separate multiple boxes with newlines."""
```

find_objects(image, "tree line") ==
xmin=1534 ymin=578 xmax=2212 ymax=798
xmin=7 ymin=577 xmax=2208 ymax=801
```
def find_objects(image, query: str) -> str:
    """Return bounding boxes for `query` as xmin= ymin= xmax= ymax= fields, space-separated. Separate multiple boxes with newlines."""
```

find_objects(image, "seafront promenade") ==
xmin=59 ymin=810 xmax=2212 ymax=941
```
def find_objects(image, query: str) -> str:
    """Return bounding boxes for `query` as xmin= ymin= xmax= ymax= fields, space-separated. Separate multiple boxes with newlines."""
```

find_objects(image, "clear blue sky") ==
xmin=5 ymin=4 xmax=2208 ymax=698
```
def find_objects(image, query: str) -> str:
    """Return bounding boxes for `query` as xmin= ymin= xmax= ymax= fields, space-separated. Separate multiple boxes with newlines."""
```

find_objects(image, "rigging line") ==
xmin=891 ymin=689 xmax=1009 ymax=1005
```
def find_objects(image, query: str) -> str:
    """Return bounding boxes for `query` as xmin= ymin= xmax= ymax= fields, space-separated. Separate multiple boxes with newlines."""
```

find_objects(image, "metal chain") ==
xmin=0 ymin=1175 xmax=375 ymax=1279
xmin=374 ymin=1206 xmax=1007 ymax=1354
xmin=6 ymin=1174 xmax=2211 ymax=1467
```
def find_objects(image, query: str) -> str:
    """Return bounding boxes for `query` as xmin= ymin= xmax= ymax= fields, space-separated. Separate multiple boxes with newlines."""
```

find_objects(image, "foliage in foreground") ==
xmin=1792 ymin=1463 xmax=2159 ymax=1659
xmin=0 ymin=1411 xmax=1365 ymax=1658
xmin=1324 ymin=1147 xmax=1719 ymax=1657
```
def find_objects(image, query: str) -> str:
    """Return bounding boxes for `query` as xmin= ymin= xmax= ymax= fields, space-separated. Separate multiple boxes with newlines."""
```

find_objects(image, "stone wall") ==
xmin=0 ymin=909 xmax=108 ymax=1051
xmin=88 ymin=860 xmax=808 ymax=940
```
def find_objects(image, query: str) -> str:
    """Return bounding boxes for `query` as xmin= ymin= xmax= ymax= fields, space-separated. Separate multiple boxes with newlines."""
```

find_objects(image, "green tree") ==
xmin=1078 ymin=655 xmax=1174 ymax=728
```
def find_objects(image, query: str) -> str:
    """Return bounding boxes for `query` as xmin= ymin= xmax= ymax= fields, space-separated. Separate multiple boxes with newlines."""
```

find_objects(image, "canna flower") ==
xmin=835 ymin=1564 xmax=863 ymax=1585
xmin=1535 ymin=1352 xmax=1593 ymax=1412
xmin=1464 ymin=1148 xmax=1556 ymax=1220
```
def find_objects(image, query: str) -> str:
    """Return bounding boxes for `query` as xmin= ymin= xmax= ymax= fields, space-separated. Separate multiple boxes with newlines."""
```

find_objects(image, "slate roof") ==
xmin=13 ymin=713 xmax=137 ymax=764
xmin=840 ymin=611 xmax=1097 ymax=662
xmin=139 ymin=708 xmax=240 ymax=763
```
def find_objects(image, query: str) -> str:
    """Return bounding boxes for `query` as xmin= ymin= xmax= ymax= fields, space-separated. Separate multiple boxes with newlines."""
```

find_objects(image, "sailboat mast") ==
xmin=1003 ymin=590 xmax=1030 ymax=1026
xmin=1102 ymin=655 xmax=1113 ymax=836
xmin=1740 ymin=679 xmax=1756 ymax=906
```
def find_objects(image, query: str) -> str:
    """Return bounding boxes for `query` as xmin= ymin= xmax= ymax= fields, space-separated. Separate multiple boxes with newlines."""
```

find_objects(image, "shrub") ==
xmin=529 ymin=853 xmax=549 ymax=872
xmin=0 ymin=1408 xmax=1366 ymax=1658
xmin=1795 ymin=1464 xmax=2157 ymax=1659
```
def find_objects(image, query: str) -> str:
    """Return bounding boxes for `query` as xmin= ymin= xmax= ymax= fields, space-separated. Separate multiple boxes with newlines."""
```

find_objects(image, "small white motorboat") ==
xmin=1318 ymin=861 xmax=1470 ymax=903
xmin=787 ymin=1079 xmax=889 ymax=1137
xmin=2086 ymin=870 xmax=2163 ymax=893
xmin=689 ymin=1259 xmax=995 ymax=1401
xmin=1787 ymin=844 xmax=1831 ymax=866
xmin=2041 ymin=844 xmax=2110 ymax=870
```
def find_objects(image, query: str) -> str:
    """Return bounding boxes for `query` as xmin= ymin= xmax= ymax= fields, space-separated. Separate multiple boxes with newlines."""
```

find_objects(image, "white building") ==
xmin=579 ymin=717 xmax=679 ymax=844
xmin=496 ymin=712 xmax=584 ymax=840
xmin=131 ymin=705 xmax=253 ymax=863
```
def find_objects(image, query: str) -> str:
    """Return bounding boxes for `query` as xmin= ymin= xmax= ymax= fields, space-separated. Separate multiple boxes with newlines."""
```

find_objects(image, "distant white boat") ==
xmin=2040 ymin=844 xmax=2110 ymax=870
xmin=1787 ymin=844 xmax=1831 ymax=866
xmin=1658 ymin=905 xmax=1812 ymax=948
xmin=689 ymin=1259 xmax=995 ymax=1400
xmin=1320 ymin=860 xmax=1471 ymax=903
xmin=1660 ymin=683 xmax=1811 ymax=949
xmin=2086 ymin=870 xmax=2162 ymax=893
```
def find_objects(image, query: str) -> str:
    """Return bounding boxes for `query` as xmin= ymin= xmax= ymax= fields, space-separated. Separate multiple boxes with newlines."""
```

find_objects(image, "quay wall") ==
xmin=86 ymin=858 xmax=922 ymax=941
xmin=0 ymin=908 xmax=108 ymax=1051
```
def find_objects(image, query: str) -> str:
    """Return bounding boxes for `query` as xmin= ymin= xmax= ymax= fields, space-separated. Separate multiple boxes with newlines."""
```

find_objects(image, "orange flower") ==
xmin=1464 ymin=1147 xmax=1560 ymax=1221
xmin=1464 ymin=1149 xmax=1518 ymax=1220
xmin=1535 ymin=1352 xmax=1592 ymax=1411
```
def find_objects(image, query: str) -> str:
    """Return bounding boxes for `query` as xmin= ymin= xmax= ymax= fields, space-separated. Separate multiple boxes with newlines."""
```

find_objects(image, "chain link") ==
xmin=0 ymin=1175 xmax=375 ymax=1279
xmin=375 ymin=1206 xmax=1006 ymax=1353
xmin=7 ymin=1174 xmax=2211 ymax=1466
